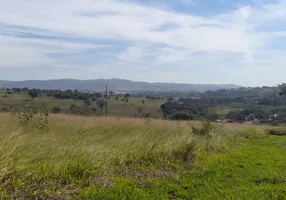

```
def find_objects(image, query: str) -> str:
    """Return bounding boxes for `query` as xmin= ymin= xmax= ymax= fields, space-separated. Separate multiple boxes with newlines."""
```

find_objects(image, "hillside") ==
xmin=1 ymin=115 xmax=286 ymax=199
xmin=0 ymin=79 xmax=241 ymax=92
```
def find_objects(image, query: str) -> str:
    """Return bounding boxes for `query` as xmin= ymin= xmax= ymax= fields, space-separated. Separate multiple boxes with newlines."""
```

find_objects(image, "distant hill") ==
xmin=0 ymin=79 xmax=241 ymax=92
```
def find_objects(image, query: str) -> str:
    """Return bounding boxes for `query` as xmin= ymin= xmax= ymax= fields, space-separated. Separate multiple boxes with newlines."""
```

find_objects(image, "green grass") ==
xmin=0 ymin=114 xmax=286 ymax=199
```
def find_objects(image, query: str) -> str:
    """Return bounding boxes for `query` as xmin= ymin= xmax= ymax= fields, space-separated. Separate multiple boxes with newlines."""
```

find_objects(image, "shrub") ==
xmin=168 ymin=112 xmax=194 ymax=120
xmin=12 ymin=106 xmax=49 ymax=131
xmin=267 ymin=129 xmax=286 ymax=136
xmin=51 ymin=106 xmax=62 ymax=113
xmin=67 ymin=106 xmax=96 ymax=116
xmin=28 ymin=90 xmax=39 ymax=99
xmin=136 ymin=107 xmax=143 ymax=116
xmin=70 ymin=104 xmax=77 ymax=110
xmin=190 ymin=121 xmax=215 ymax=151
xmin=84 ymin=99 xmax=92 ymax=106
xmin=143 ymin=112 xmax=151 ymax=118
xmin=190 ymin=121 xmax=215 ymax=137
xmin=1 ymin=107 xmax=9 ymax=112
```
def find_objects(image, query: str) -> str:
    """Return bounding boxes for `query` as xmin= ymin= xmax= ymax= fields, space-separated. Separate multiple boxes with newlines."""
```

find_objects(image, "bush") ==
xmin=51 ymin=106 xmax=62 ymax=113
xmin=267 ymin=129 xmax=286 ymax=136
xmin=84 ymin=99 xmax=92 ymax=106
xmin=142 ymin=112 xmax=151 ymax=118
xmin=67 ymin=106 xmax=96 ymax=116
xmin=1 ymin=107 xmax=9 ymax=112
xmin=168 ymin=112 xmax=194 ymax=120
xmin=190 ymin=121 xmax=215 ymax=151
xmin=191 ymin=121 xmax=215 ymax=137
xmin=12 ymin=106 xmax=49 ymax=131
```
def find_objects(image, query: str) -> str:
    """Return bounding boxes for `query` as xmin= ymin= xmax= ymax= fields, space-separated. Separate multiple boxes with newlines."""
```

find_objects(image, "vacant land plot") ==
xmin=0 ymin=114 xmax=285 ymax=199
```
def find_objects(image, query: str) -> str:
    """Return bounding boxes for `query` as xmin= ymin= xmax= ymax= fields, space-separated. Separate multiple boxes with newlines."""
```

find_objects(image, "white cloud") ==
xmin=0 ymin=0 xmax=286 ymax=85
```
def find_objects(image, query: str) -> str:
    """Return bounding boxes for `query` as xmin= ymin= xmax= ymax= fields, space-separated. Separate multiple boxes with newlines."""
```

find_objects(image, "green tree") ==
xmin=84 ymin=99 xmax=92 ymax=106
xmin=28 ymin=90 xmax=39 ymax=99
xmin=206 ymin=112 xmax=219 ymax=121
xmin=96 ymin=99 xmax=106 ymax=110
xmin=51 ymin=106 xmax=61 ymax=113
xmin=136 ymin=107 xmax=143 ymax=116
xmin=124 ymin=93 xmax=130 ymax=99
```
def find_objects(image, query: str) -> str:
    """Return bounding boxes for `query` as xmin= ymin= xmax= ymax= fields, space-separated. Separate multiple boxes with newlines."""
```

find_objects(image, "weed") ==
xmin=172 ymin=141 xmax=198 ymax=163
xmin=190 ymin=120 xmax=215 ymax=151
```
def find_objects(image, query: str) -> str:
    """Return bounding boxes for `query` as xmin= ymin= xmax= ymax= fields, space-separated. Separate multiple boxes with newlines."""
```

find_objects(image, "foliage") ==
xmin=28 ymin=90 xmax=39 ymax=99
xmin=12 ymin=105 xmax=49 ymax=131
xmin=124 ymin=93 xmax=130 ymax=99
xmin=67 ymin=105 xmax=96 ymax=116
xmin=83 ymin=99 xmax=92 ymax=106
xmin=96 ymin=99 xmax=106 ymax=110
xmin=172 ymin=141 xmax=198 ymax=162
xmin=206 ymin=112 xmax=219 ymax=121
xmin=267 ymin=128 xmax=286 ymax=136
xmin=190 ymin=120 xmax=215 ymax=151
xmin=168 ymin=112 xmax=194 ymax=120
xmin=136 ymin=107 xmax=143 ymax=116
xmin=51 ymin=106 xmax=62 ymax=113
xmin=190 ymin=120 xmax=215 ymax=137
xmin=160 ymin=101 xmax=208 ymax=120
xmin=0 ymin=115 xmax=286 ymax=199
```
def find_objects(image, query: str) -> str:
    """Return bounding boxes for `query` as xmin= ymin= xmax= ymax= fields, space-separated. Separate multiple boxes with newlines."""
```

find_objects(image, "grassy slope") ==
xmin=0 ymin=115 xmax=286 ymax=199
xmin=81 ymin=136 xmax=286 ymax=200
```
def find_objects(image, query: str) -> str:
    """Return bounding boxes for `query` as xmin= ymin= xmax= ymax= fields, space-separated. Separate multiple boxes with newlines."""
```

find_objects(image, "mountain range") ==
xmin=0 ymin=79 xmax=241 ymax=92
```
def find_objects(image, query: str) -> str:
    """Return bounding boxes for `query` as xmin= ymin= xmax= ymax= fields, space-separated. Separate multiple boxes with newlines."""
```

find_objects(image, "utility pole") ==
xmin=105 ymin=84 xmax=108 ymax=117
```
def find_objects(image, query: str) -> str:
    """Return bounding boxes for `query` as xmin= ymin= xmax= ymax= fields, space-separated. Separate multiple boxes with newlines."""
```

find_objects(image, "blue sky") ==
xmin=0 ymin=0 xmax=286 ymax=86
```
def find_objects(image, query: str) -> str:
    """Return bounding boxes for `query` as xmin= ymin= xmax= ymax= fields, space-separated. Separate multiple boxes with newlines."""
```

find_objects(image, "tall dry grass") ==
xmin=0 ymin=114 xmax=270 ymax=198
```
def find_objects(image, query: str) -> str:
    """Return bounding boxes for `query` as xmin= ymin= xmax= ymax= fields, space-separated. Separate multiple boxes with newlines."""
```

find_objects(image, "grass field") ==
xmin=1 ymin=114 xmax=286 ymax=199
xmin=0 ymin=91 xmax=165 ymax=118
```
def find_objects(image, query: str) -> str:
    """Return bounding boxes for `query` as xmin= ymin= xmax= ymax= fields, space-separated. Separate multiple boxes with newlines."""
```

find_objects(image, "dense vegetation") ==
xmin=160 ymin=84 xmax=286 ymax=124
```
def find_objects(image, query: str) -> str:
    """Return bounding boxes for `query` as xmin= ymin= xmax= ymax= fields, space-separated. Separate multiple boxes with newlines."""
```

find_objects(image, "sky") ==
xmin=0 ymin=0 xmax=286 ymax=86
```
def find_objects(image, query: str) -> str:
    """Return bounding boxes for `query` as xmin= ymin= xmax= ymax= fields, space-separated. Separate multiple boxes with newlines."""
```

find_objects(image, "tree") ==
xmin=280 ymin=86 xmax=286 ymax=96
xmin=115 ymin=96 xmax=119 ymax=100
xmin=28 ymin=90 xmax=39 ymax=99
xmin=84 ymin=99 xmax=92 ymax=106
xmin=206 ymin=112 xmax=219 ymax=121
xmin=136 ymin=107 xmax=143 ymax=116
xmin=109 ymin=90 xmax=114 ymax=97
xmin=142 ymin=100 xmax=145 ymax=104
xmin=96 ymin=99 xmax=106 ymax=110
xmin=124 ymin=93 xmax=130 ymax=99
xmin=51 ymin=106 xmax=61 ymax=113
xmin=69 ymin=104 xmax=77 ymax=110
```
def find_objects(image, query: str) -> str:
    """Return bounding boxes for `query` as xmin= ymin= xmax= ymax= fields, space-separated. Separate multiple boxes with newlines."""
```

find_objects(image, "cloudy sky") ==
xmin=0 ymin=0 xmax=286 ymax=86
